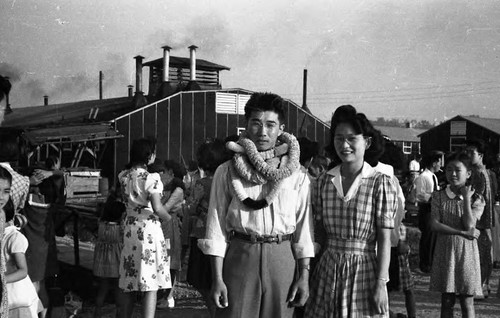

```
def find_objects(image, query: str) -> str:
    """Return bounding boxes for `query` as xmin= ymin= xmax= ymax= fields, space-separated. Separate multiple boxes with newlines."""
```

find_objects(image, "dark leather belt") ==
xmin=230 ymin=231 xmax=293 ymax=244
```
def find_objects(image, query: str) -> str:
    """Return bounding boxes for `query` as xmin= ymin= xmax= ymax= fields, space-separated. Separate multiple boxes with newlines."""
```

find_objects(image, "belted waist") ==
xmin=327 ymin=238 xmax=376 ymax=255
xmin=230 ymin=231 xmax=293 ymax=244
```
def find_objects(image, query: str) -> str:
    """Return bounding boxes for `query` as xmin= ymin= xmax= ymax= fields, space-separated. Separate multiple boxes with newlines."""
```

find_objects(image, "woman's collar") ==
xmin=445 ymin=185 xmax=463 ymax=199
xmin=327 ymin=162 xmax=375 ymax=178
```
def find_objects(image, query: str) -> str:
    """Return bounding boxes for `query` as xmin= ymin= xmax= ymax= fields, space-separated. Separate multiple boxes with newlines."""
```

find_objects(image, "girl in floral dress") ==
xmin=305 ymin=105 xmax=397 ymax=317
xmin=118 ymin=138 xmax=172 ymax=318
xmin=430 ymin=152 xmax=484 ymax=317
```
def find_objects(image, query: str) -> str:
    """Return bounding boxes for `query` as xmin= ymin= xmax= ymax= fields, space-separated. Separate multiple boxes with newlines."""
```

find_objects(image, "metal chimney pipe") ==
xmin=99 ymin=71 xmax=103 ymax=100
xmin=134 ymin=55 xmax=144 ymax=93
xmin=302 ymin=69 xmax=307 ymax=108
xmin=188 ymin=45 xmax=198 ymax=81
xmin=128 ymin=85 xmax=134 ymax=97
xmin=44 ymin=95 xmax=48 ymax=106
xmin=162 ymin=45 xmax=171 ymax=82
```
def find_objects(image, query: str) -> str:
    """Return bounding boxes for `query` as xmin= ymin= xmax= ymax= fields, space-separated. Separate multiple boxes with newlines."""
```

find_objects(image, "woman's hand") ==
xmin=461 ymin=228 xmax=480 ymax=240
xmin=460 ymin=184 xmax=474 ymax=200
xmin=371 ymin=280 xmax=389 ymax=315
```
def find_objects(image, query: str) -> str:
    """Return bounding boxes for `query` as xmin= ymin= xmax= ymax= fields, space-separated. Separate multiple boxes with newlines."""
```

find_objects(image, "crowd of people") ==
xmin=1 ymin=76 xmax=500 ymax=318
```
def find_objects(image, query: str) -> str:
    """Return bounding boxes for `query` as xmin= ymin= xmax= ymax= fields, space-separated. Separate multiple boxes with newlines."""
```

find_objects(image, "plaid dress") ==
xmin=305 ymin=163 xmax=397 ymax=318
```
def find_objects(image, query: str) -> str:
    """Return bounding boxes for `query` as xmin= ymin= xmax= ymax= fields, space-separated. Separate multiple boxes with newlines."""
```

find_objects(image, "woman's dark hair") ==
xmin=197 ymin=139 xmax=230 ymax=174
xmin=297 ymin=137 xmax=319 ymax=166
xmin=101 ymin=199 xmax=126 ymax=222
xmin=164 ymin=160 xmax=186 ymax=179
xmin=0 ymin=166 xmax=12 ymax=185
xmin=445 ymin=152 xmax=473 ymax=171
xmin=244 ymin=92 xmax=286 ymax=124
xmin=4 ymin=199 xmax=15 ymax=223
xmin=0 ymin=166 xmax=13 ymax=222
xmin=328 ymin=105 xmax=385 ymax=166
xmin=45 ymin=155 xmax=60 ymax=170
xmin=379 ymin=138 xmax=406 ymax=171
xmin=128 ymin=138 xmax=156 ymax=167
xmin=148 ymin=158 xmax=166 ymax=174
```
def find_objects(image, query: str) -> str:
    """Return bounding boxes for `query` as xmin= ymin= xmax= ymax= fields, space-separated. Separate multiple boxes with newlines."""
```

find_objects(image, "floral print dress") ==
xmin=118 ymin=167 xmax=171 ymax=292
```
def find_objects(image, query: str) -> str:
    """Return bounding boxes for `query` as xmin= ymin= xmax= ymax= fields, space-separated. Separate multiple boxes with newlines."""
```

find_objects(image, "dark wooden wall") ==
xmin=420 ymin=119 xmax=500 ymax=163
xmin=112 ymin=90 xmax=330 ymax=181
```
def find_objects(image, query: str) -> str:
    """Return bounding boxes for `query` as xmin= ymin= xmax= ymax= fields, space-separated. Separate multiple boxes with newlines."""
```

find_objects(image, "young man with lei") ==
xmin=198 ymin=92 xmax=314 ymax=318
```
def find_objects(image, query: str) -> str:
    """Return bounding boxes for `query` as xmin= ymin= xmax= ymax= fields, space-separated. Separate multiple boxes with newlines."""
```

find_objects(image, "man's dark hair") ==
xmin=0 ymin=134 xmax=20 ymax=163
xmin=465 ymin=138 xmax=487 ymax=155
xmin=421 ymin=150 xmax=443 ymax=169
xmin=244 ymin=92 xmax=286 ymax=124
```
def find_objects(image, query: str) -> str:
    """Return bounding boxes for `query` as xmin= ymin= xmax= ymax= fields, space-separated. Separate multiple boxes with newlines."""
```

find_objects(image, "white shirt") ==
xmin=198 ymin=161 xmax=315 ymax=259
xmin=414 ymin=168 xmax=439 ymax=203
xmin=409 ymin=160 xmax=420 ymax=172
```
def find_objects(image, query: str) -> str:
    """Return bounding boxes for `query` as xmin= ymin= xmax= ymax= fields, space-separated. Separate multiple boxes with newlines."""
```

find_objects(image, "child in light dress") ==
xmin=93 ymin=196 xmax=126 ymax=317
xmin=430 ymin=152 xmax=484 ymax=317
xmin=0 ymin=166 xmax=41 ymax=318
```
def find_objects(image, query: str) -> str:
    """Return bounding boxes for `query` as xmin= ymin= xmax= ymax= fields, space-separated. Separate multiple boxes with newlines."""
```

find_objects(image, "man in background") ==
xmin=414 ymin=150 xmax=443 ymax=273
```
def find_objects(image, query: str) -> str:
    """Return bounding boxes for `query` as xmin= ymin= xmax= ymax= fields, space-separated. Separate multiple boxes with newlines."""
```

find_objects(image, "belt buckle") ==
xmin=250 ymin=234 xmax=258 ymax=244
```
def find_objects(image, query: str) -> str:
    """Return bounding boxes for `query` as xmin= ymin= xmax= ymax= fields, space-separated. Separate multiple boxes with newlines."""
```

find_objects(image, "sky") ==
xmin=1 ymin=0 xmax=500 ymax=124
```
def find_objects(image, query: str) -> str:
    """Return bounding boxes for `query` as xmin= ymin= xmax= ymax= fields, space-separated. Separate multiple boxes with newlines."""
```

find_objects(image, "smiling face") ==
xmin=246 ymin=110 xmax=284 ymax=151
xmin=333 ymin=122 xmax=371 ymax=164
xmin=0 ymin=178 xmax=11 ymax=210
xmin=445 ymin=159 xmax=471 ymax=188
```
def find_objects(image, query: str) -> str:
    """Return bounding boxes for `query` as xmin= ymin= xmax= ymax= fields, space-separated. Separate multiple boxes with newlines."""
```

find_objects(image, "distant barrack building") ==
xmin=375 ymin=124 xmax=425 ymax=159
xmin=419 ymin=115 xmax=500 ymax=159
xmin=0 ymin=45 xmax=329 ymax=185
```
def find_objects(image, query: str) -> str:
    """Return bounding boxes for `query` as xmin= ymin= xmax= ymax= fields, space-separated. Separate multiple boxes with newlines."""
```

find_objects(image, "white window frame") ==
xmin=450 ymin=136 xmax=466 ymax=152
xmin=402 ymin=141 xmax=412 ymax=154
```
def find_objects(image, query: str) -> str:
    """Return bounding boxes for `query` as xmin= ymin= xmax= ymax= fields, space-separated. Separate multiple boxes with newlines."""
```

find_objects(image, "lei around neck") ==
xmin=226 ymin=131 xmax=300 ymax=210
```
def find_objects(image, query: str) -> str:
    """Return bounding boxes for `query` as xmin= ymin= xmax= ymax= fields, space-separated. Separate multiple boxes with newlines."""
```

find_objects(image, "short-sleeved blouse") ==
xmin=305 ymin=162 xmax=397 ymax=318
xmin=3 ymin=226 xmax=28 ymax=274
xmin=119 ymin=167 xmax=163 ymax=212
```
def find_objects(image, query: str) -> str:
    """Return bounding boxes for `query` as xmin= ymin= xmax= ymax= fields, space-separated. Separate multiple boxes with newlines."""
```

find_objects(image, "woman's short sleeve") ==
xmin=6 ymin=231 xmax=28 ymax=254
xmin=145 ymin=172 xmax=164 ymax=195
xmin=375 ymin=174 xmax=398 ymax=229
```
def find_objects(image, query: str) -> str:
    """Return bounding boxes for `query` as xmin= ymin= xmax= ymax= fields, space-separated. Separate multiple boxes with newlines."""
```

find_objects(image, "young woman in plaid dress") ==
xmin=305 ymin=105 xmax=397 ymax=317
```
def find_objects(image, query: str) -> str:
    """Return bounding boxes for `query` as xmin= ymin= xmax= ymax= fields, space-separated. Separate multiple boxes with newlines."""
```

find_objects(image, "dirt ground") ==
xmin=389 ymin=268 xmax=500 ymax=318
xmin=73 ymin=269 xmax=500 ymax=318
xmin=58 ymin=227 xmax=500 ymax=317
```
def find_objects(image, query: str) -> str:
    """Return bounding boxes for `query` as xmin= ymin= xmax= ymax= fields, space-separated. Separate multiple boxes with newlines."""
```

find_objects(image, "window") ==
xmin=450 ymin=121 xmax=466 ymax=135
xmin=215 ymin=92 xmax=251 ymax=114
xmin=450 ymin=136 xmax=466 ymax=152
xmin=402 ymin=142 xmax=412 ymax=154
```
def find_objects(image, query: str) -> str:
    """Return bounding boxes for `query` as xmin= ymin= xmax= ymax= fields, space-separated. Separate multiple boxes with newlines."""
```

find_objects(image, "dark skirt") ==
xmin=23 ymin=203 xmax=59 ymax=282
xmin=186 ymin=237 xmax=212 ymax=291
